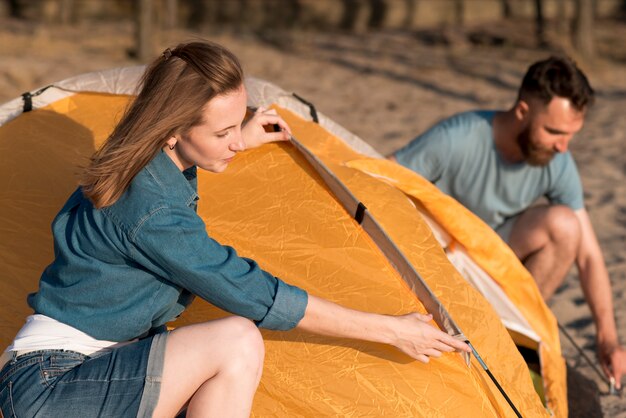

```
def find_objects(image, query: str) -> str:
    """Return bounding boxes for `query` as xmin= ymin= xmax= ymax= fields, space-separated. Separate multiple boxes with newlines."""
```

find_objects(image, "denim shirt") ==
xmin=28 ymin=151 xmax=308 ymax=342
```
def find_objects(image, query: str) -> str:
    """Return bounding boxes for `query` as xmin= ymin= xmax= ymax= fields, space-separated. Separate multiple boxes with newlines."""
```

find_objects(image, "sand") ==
xmin=1 ymin=16 xmax=624 ymax=417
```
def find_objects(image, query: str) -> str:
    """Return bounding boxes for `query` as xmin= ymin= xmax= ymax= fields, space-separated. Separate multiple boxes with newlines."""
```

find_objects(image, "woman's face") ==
xmin=165 ymin=84 xmax=247 ymax=173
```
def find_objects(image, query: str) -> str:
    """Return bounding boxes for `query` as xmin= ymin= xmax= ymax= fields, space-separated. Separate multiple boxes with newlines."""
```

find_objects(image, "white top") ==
xmin=4 ymin=314 xmax=133 ymax=356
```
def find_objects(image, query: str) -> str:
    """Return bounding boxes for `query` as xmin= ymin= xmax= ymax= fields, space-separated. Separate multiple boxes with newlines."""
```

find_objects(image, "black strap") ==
xmin=292 ymin=93 xmax=319 ymax=123
xmin=354 ymin=202 xmax=366 ymax=224
xmin=21 ymin=85 xmax=54 ymax=113
xmin=21 ymin=92 xmax=32 ymax=112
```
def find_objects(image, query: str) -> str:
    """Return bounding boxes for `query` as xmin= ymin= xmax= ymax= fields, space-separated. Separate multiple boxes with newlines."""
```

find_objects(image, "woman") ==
xmin=0 ymin=41 xmax=470 ymax=417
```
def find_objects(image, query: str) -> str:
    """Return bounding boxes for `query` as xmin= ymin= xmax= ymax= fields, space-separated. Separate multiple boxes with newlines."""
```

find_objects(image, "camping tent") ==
xmin=0 ymin=66 xmax=562 ymax=416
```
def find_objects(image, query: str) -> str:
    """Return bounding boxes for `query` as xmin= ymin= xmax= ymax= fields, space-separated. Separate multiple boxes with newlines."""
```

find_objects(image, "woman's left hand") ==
xmin=242 ymin=107 xmax=292 ymax=150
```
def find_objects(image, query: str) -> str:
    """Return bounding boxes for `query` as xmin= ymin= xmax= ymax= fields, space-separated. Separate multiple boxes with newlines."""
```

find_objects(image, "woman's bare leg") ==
xmin=152 ymin=316 xmax=265 ymax=418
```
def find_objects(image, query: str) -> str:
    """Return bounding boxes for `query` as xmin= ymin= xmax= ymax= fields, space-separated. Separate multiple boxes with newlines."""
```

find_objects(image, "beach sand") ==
xmin=1 ymin=17 xmax=624 ymax=417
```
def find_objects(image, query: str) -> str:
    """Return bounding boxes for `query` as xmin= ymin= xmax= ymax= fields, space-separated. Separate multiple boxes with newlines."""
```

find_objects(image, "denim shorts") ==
xmin=0 ymin=332 xmax=167 ymax=418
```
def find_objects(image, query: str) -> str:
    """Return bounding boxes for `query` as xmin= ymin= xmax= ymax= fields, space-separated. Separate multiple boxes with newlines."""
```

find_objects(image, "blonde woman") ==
xmin=0 ymin=41 xmax=469 ymax=418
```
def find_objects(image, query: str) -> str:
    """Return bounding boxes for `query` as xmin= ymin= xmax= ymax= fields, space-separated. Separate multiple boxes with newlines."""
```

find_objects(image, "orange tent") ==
xmin=0 ymin=67 xmax=560 ymax=416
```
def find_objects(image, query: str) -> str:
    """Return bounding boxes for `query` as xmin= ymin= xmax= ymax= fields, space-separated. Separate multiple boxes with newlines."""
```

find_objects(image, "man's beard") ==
xmin=516 ymin=126 xmax=555 ymax=166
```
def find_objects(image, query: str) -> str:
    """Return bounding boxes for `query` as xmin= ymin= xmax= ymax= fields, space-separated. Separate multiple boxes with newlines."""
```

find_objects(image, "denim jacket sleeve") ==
xmin=130 ymin=204 xmax=308 ymax=331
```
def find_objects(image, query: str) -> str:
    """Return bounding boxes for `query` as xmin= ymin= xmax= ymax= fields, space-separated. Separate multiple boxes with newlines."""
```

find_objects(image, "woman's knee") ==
xmin=215 ymin=317 xmax=265 ymax=378
xmin=166 ymin=316 xmax=264 ymax=380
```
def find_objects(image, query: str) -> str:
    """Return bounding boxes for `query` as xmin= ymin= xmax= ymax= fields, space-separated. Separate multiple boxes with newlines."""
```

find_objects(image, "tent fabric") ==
xmin=0 ymin=66 xmax=145 ymax=126
xmin=345 ymin=158 xmax=566 ymax=416
xmin=0 ymin=69 xmax=558 ymax=416
xmin=0 ymin=65 xmax=382 ymax=159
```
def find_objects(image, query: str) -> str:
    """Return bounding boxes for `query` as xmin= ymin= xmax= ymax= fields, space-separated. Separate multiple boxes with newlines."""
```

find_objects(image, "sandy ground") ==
xmin=1 ymin=16 xmax=625 ymax=416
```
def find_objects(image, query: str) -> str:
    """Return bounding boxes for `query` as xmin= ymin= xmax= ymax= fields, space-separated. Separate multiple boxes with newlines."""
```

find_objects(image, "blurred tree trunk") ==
xmin=573 ymin=0 xmax=595 ymax=60
xmin=136 ymin=0 xmax=154 ymax=62
xmin=340 ymin=0 xmax=367 ymax=32
xmin=7 ymin=0 xmax=22 ymax=18
xmin=403 ymin=0 xmax=416 ymax=28
xmin=555 ymin=0 xmax=569 ymax=37
xmin=164 ymin=0 xmax=178 ymax=30
xmin=368 ymin=0 xmax=387 ymax=29
xmin=501 ymin=0 xmax=512 ymax=19
xmin=59 ymin=0 xmax=74 ymax=25
xmin=534 ymin=0 xmax=547 ymax=46
xmin=453 ymin=0 xmax=464 ymax=26
xmin=187 ymin=0 xmax=206 ymax=30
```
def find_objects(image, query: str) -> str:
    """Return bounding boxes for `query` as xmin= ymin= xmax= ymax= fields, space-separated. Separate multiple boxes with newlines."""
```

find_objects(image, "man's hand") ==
xmin=598 ymin=340 xmax=626 ymax=390
xmin=242 ymin=107 xmax=291 ymax=150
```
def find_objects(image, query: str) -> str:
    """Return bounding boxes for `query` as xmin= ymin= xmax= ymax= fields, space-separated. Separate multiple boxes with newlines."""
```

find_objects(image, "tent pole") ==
xmin=468 ymin=341 xmax=523 ymax=417
xmin=288 ymin=133 xmax=524 ymax=417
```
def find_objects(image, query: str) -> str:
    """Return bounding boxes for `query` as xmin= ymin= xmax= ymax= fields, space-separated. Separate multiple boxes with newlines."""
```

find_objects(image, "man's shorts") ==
xmin=495 ymin=214 xmax=520 ymax=244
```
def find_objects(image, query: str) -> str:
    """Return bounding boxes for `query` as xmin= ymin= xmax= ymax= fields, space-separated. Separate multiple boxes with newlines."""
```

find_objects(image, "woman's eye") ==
xmin=216 ymin=131 xmax=230 ymax=138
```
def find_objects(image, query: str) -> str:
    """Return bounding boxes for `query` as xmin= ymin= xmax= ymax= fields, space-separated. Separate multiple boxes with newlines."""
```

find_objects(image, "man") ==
xmin=389 ymin=56 xmax=625 ymax=389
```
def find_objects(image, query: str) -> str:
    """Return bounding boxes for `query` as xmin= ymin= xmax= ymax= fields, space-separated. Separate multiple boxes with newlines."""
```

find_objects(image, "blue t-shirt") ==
xmin=395 ymin=110 xmax=584 ymax=229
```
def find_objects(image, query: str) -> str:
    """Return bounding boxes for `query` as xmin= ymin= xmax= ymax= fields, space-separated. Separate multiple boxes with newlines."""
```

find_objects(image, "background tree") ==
xmin=573 ymin=0 xmax=596 ymax=60
xmin=501 ymin=0 xmax=513 ymax=19
xmin=7 ymin=0 xmax=22 ymax=18
xmin=368 ymin=0 xmax=387 ymax=29
xmin=135 ymin=0 xmax=154 ymax=62
xmin=454 ymin=0 xmax=465 ymax=26
xmin=555 ymin=0 xmax=569 ymax=37
xmin=164 ymin=0 xmax=177 ymax=30
xmin=534 ymin=0 xmax=547 ymax=46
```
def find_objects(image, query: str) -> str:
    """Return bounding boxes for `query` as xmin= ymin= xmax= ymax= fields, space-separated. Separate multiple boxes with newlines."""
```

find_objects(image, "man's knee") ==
xmin=508 ymin=205 xmax=580 ymax=259
xmin=543 ymin=205 xmax=581 ymax=251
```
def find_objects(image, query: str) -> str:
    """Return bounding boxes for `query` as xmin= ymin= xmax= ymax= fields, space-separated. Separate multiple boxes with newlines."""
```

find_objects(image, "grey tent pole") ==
xmin=288 ymin=135 xmax=523 ymax=418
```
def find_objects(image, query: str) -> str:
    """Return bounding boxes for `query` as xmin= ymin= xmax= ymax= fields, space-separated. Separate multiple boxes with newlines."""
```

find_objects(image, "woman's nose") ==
xmin=229 ymin=133 xmax=245 ymax=152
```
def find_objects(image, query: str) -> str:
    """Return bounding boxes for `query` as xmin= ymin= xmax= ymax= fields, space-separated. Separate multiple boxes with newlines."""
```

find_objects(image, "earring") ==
xmin=168 ymin=143 xmax=175 ymax=150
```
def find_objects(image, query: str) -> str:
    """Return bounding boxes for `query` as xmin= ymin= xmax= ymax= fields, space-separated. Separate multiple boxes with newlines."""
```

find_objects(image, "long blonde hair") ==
xmin=80 ymin=41 xmax=244 ymax=208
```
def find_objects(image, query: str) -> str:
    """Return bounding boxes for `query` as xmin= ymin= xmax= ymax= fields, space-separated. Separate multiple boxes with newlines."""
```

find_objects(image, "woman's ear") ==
xmin=165 ymin=135 xmax=178 ymax=151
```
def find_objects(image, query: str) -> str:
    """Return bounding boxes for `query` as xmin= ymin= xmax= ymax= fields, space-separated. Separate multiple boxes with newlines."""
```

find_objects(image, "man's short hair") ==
xmin=518 ymin=56 xmax=595 ymax=111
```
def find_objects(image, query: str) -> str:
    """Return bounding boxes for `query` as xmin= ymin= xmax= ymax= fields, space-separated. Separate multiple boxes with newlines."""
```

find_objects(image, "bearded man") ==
xmin=389 ymin=56 xmax=625 ymax=389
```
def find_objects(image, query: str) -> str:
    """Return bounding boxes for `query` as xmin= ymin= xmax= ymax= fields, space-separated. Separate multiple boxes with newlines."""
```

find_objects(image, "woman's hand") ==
xmin=387 ymin=312 xmax=471 ymax=363
xmin=297 ymin=295 xmax=470 ymax=363
xmin=241 ymin=107 xmax=291 ymax=150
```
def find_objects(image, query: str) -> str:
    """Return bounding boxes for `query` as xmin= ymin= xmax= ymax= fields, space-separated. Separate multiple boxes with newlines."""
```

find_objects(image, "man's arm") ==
xmin=574 ymin=208 xmax=626 ymax=388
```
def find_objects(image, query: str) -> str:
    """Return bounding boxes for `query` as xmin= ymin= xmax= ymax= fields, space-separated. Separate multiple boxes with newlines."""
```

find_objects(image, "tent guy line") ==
xmin=558 ymin=323 xmax=621 ymax=396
